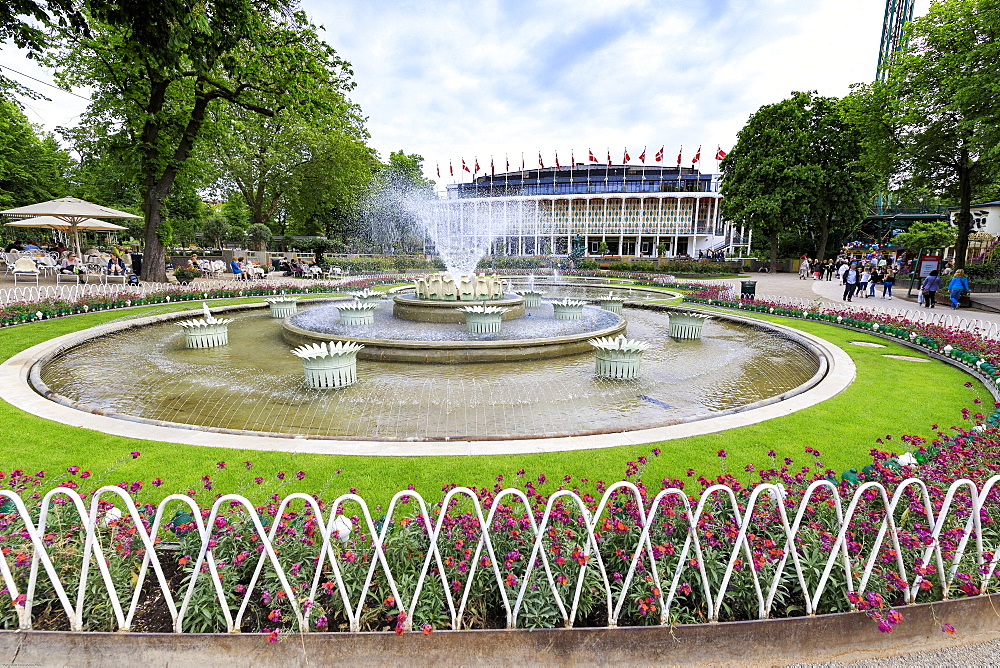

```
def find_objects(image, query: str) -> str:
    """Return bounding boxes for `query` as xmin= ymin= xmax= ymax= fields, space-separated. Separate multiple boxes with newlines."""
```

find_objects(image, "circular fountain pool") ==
xmin=35 ymin=288 xmax=824 ymax=441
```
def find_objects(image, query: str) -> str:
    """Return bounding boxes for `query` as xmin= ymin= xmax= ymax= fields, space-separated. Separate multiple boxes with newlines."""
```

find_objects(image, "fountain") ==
xmin=28 ymin=186 xmax=827 ymax=442
xmin=551 ymin=298 xmax=586 ymax=320
xmin=460 ymin=303 xmax=511 ymax=334
xmin=290 ymin=341 xmax=364 ymax=389
xmin=598 ymin=292 xmax=627 ymax=315
xmin=513 ymin=289 xmax=544 ymax=308
xmin=669 ymin=312 xmax=712 ymax=340
xmin=352 ymin=288 xmax=384 ymax=307
xmin=589 ymin=335 xmax=650 ymax=380
xmin=177 ymin=303 xmax=232 ymax=348
xmin=266 ymin=296 xmax=299 ymax=318
xmin=338 ymin=301 xmax=379 ymax=326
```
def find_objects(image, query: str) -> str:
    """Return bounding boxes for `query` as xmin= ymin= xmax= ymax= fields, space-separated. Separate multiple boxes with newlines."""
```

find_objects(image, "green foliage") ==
xmin=200 ymin=215 xmax=230 ymax=250
xmin=890 ymin=220 xmax=958 ymax=253
xmin=721 ymin=91 xmax=875 ymax=267
xmin=0 ymin=99 xmax=74 ymax=207
xmin=476 ymin=256 xmax=546 ymax=270
xmin=244 ymin=223 xmax=272 ymax=251
xmin=597 ymin=241 xmax=610 ymax=257
xmin=844 ymin=0 xmax=1000 ymax=268
xmin=46 ymin=2 xmax=361 ymax=281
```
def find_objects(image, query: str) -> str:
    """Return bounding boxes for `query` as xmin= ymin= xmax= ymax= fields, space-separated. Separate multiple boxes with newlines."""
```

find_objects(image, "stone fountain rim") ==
xmin=2 ymin=298 xmax=855 ymax=454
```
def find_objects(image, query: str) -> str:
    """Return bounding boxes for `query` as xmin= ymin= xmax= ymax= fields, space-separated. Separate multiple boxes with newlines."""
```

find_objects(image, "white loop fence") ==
xmin=0 ymin=477 xmax=997 ymax=634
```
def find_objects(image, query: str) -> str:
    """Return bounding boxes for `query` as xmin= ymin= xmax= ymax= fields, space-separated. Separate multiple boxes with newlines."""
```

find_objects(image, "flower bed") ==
xmin=0 ymin=279 xmax=400 ymax=328
xmin=0 ymin=422 xmax=997 ymax=638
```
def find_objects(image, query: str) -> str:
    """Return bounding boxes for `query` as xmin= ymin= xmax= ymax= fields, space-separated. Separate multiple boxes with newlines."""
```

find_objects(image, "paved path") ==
xmin=692 ymin=272 xmax=1000 ymax=330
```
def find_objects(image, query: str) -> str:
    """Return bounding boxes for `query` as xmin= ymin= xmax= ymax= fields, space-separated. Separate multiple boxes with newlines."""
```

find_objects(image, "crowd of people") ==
xmin=793 ymin=253 xmax=970 ymax=310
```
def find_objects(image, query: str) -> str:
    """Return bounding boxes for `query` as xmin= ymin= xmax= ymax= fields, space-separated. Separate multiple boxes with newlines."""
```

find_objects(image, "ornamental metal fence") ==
xmin=0 ymin=477 xmax=997 ymax=634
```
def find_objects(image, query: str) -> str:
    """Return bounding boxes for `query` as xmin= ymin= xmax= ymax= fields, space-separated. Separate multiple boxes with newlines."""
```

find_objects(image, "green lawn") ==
xmin=0 ymin=299 xmax=986 ymax=507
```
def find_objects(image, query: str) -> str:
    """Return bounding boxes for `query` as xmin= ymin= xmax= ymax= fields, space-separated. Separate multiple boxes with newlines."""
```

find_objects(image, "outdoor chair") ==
xmin=3 ymin=252 xmax=17 ymax=275
xmin=12 ymin=257 xmax=40 ymax=285
xmin=56 ymin=270 xmax=81 ymax=284
xmin=102 ymin=267 xmax=127 ymax=284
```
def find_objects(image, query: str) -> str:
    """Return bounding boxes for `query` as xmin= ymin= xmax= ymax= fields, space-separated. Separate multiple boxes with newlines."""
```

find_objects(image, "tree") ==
xmin=201 ymin=214 xmax=230 ymax=250
xmin=890 ymin=220 xmax=957 ymax=254
xmin=720 ymin=91 xmax=875 ymax=270
xmin=845 ymin=0 xmax=1000 ymax=269
xmin=245 ymin=223 xmax=272 ymax=251
xmin=0 ymin=99 xmax=73 ymax=207
xmin=0 ymin=1 xmax=87 ymax=95
xmin=598 ymin=241 xmax=610 ymax=257
xmin=47 ymin=2 xmax=358 ymax=281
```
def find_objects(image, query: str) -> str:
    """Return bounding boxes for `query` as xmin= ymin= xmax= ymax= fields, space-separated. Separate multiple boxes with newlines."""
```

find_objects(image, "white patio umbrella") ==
xmin=0 ymin=197 xmax=140 ymax=258
xmin=4 ymin=216 xmax=127 ymax=260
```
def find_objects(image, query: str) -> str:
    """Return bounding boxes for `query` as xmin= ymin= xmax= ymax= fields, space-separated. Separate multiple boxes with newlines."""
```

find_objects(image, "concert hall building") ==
xmin=434 ymin=164 xmax=750 ymax=259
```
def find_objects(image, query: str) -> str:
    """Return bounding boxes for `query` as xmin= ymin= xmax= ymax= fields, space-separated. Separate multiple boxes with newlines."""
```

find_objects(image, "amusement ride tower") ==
xmin=877 ymin=0 xmax=915 ymax=80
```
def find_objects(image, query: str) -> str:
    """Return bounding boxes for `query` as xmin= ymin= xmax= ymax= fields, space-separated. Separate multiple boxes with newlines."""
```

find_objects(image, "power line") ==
xmin=0 ymin=64 xmax=91 ymax=101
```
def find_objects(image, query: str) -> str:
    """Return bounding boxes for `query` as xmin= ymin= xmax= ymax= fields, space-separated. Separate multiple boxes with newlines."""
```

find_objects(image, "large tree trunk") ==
xmin=140 ymin=182 xmax=172 ymax=282
xmin=816 ymin=212 xmax=831 ymax=261
xmin=769 ymin=231 xmax=779 ymax=272
xmin=954 ymin=141 xmax=972 ymax=269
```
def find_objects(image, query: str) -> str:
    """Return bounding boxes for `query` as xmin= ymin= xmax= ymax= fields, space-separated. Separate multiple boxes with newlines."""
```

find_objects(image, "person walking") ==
xmin=948 ymin=269 xmax=970 ymax=309
xmin=869 ymin=266 xmax=882 ymax=297
xmin=881 ymin=268 xmax=895 ymax=299
xmin=837 ymin=262 xmax=849 ymax=285
xmin=798 ymin=258 xmax=810 ymax=280
xmin=858 ymin=266 xmax=871 ymax=298
xmin=843 ymin=263 xmax=859 ymax=302
xmin=921 ymin=270 xmax=941 ymax=309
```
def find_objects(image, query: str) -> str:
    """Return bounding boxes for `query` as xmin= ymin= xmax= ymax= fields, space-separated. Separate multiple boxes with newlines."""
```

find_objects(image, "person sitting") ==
xmin=188 ymin=253 xmax=203 ymax=270
xmin=107 ymin=253 xmax=128 ymax=275
xmin=60 ymin=253 xmax=88 ymax=283
xmin=290 ymin=258 xmax=304 ymax=278
xmin=230 ymin=257 xmax=245 ymax=280
xmin=23 ymin=241 xmax=40 ymax=250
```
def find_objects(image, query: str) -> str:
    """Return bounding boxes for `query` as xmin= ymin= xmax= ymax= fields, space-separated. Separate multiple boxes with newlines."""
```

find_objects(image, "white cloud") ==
xmin=1 ymin=0 xmax=934 ymax=186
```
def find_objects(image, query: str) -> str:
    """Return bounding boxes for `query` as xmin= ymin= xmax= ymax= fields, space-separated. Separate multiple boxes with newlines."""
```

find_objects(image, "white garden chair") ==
xmin=12 ymin=257 xmax=40 ymax=285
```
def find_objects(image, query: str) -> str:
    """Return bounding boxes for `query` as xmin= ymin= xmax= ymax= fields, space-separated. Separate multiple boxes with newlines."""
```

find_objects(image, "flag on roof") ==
xmin=638 ymin=147 xmax=646 ymax=163
xmin=715 ymin=146 xmax=727 ymax=160
xmin=655 ymin=146 xmax=664 ymax=162
xmin=692 ymin=146 xmax=701 ymax=164
xmin=589 ymin=149 xmax=599 ymax=163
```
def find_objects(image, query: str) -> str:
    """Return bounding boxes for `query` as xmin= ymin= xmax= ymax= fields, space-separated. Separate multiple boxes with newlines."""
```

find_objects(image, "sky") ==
xmin=1 ymin=0 xmax=931 ymax=192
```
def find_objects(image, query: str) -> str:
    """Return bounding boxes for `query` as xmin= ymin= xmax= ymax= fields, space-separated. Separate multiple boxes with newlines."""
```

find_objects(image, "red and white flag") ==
xmin=715 ymin=146 xmax=727 ymax=160
xmin=588 ymin=149 xmax=599 ymax=163
xmin=521 ymin=153 xmax=525 ymax=170
xmin=462 ymin=158 xmax=470 ymax=173
xmin=436 ymin=162 xmax=440 ymax=178
xmin=692 ymin=146 xmax=701 ymax=164
xmin=623 ymin=148 xmax=630 ymax=163
xmin=506 ymin=154 xmax=510 ymax=171
xmin=490 ymin=157 xmax=494 ymax=176
xmin=606 ymin=149 xmax=612 ymax=166
xmin=538 ymin=152 xmax=544 ymax=168
xmin=638 ymin=147 xmax=646 ymax=164
xmin=474 ymin=157 xmax=480 ymax=174
xmin=654 ymin=146 xmax=664 ymax=162
xmin=570 ymin=149 xmax=575 ymax=165
xmin=449 ymin=160 xmax=453 ymax=176
xmin=555 ymin=150 xmax=560 ymax=168
xmin=676 ymin=146 xmax=683 ymax=166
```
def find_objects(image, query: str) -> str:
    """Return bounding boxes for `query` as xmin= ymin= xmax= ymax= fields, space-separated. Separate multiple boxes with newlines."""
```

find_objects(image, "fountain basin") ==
xmin=393 ymin=293 xmax=525 ymax=323
xmin=281 ymin=317 xmax=626 ymax=364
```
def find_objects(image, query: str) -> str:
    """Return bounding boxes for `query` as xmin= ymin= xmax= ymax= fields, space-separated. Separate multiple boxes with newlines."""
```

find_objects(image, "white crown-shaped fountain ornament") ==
xmin=589 ymin=334 xmax=650 ymax=380
xmin=414 ymin=273 xmax=504 ymax=301
xmin=551 ymin=298 xmax=587 ymax=320
xmin=459 ymin=302 xmax=511 ymax=334
xmin=352 ymin=288 xmax=383 ymax=307
xmin=291 ymin=341 xmax=364 ymax=389
xmin=265 ymin=295 xmax=300 ymax=318
xmin=599 ymin=291 xmax=627 ymax=315
xmin=178 ymin=303 xmax=232 ymax=348
xmin=337 ymin=299 xmax=379 ymax=326
xmin=513 ymin=289 xmax=544 ymax=308
xmin=668 ymin=311 xmax=711 ymax=340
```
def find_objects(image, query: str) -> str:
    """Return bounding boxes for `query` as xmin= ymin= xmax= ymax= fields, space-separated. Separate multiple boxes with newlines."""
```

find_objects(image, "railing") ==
xmin=0 ymin=477 xmax=996 ymax=634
